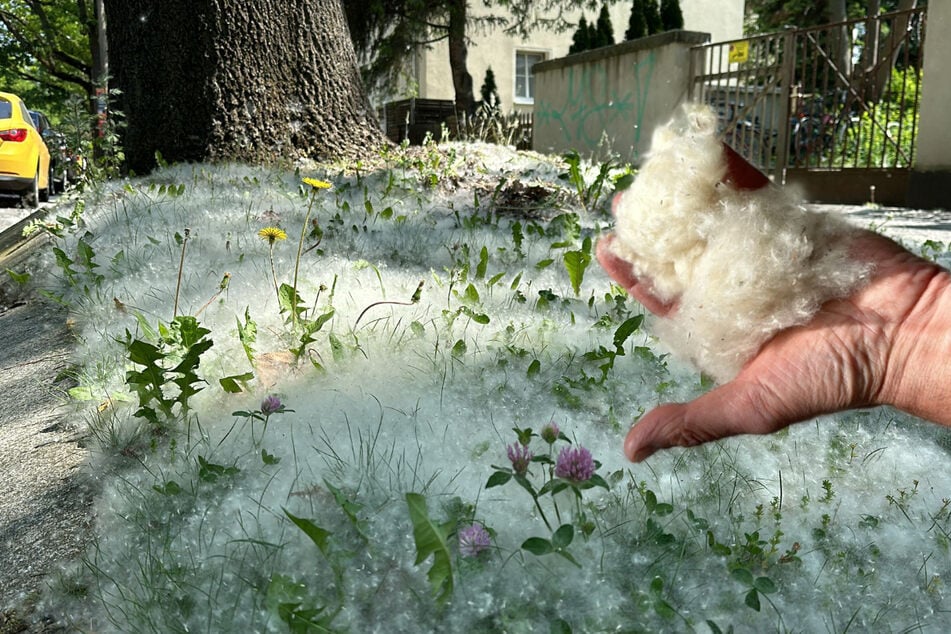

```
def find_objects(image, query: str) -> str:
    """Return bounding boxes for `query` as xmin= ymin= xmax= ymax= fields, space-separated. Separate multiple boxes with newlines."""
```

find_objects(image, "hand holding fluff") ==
xmin=606 ymin=104 xmax=871 ymax=382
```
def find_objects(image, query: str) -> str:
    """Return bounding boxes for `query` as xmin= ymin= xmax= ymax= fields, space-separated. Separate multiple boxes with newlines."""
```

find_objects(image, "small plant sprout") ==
xmin=173 ymin=228 xmax=191 ymax=318
xmin=258 ymin=226 xmax=287 ymax=299
xmin=353 ymin=280 xmax=425 ymax=329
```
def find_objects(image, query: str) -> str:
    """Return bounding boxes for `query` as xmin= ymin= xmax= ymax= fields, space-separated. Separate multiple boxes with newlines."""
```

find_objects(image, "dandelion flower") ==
xmin=507 ymin=443 xmax=533 ymax=475
xmin=302 ymin=177 xmax=332 ymax=190
xmin=458 ymin=524 xmax=491 ymax=557
xmin=258 ymin=226 xmax=287 ymax=245
xmin=555 ymin=445 xmax=595 ymax=482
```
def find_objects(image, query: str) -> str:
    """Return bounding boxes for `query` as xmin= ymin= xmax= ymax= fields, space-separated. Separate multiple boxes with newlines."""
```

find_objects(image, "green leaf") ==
xmin=237 ymin=307 xmax=258 ymax=367
xmin=613 ymin=315 xmax=644 ymax=349
xmin=324 ymin=480 xmax=369 ymax=541
xmin=550 ymin=618 xmax=573 ymax=634
xmin=153 ymin=480 xmax=182 ymax=496
xmin=5 ymin=268 xmax=29 ymax=285
xmin=521 ymin=537 xmax=553 ymax=556
xmin=476 ymin=246 xmax=488 ymax=279
xmin=551 ymin=524 xmax=574 ymax=550
xmin=527 ymin=359 xmax=541 ymax=377
xmin=261 ymin=449 xmax=281 ymax=465
xmin=451 ymin=339 xmax=467 ymax=358
xmin=460 ymin=306 xmax=490 ymax=324
xmin=405 ymin=493 xmax=454 ymax=603
xmin=485 ymin=471 xmax=512 ymax=488
xmin=219 ymin=372 xmax=254 ymax=393
xmin=563 ymin=249 xmax=591 ymax=296
xmin=284 ymin=508 xmax=332 ymax=557
xmin=731 ymin=567 xmax=754 ymax=586
xmin=754 ymin=576 xmax=777 ymax=594
xmin=744 ymin=588 xmax=761 ymax=611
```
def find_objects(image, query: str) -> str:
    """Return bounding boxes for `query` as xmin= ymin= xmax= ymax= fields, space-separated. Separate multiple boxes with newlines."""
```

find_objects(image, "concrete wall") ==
xmin=909 ymin=0 xmax=951 ymax=209
xmin=532 ymin=30 xmax=709 ymax=163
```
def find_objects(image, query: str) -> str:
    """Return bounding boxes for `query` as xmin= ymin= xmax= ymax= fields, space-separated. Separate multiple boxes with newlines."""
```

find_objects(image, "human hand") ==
xmin=598 ymin=150 xmax=951 ymax=462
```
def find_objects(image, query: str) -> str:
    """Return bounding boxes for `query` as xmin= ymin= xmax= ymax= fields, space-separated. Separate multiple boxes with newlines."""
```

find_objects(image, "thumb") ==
xmin=624 ymin=380 xmax=785 ymax=462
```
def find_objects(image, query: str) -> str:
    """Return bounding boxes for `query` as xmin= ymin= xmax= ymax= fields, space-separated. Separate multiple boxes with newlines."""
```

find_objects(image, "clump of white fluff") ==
xmin=610 ymin=104 xmax=870 ymax=382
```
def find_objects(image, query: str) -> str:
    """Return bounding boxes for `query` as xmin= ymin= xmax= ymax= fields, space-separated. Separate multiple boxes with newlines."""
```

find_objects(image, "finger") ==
xmin=624 ymin=378 xmax=788 ymax=461
xmin=596 ymin=236 xmax=677 ymax=316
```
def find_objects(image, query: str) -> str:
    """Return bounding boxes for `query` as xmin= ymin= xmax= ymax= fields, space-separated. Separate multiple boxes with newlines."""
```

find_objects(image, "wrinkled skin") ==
xmin=597 ymin=149 xmax=951 ymax=462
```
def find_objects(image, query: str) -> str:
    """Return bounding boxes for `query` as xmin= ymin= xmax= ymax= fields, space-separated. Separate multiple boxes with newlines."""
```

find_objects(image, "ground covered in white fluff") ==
xmin=17 ymin=141 xmax=951 ymax=633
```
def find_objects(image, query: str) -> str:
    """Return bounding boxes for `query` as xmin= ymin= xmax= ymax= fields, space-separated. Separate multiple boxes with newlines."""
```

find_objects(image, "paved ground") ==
xmin=0 ymin=193 xmax=948 ymax=631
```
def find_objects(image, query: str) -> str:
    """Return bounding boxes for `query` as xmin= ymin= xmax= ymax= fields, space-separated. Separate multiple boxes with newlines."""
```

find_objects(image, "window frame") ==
xmin=513 ymin=49 xmax=548 ymax=105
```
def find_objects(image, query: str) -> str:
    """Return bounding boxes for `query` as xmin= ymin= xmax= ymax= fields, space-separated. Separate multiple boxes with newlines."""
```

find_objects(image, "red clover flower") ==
xmin=555 ymin=445 xmax=595 ymax=482
xmin=507 ymin=443 xmax=533 ymax=475
xmin=540 ymin=421 xmax=560 ymax=445
xmin=260 ymin=394 xmax=282 ymax=416
xmin=457 ymin=523 xmax=491 ymax=557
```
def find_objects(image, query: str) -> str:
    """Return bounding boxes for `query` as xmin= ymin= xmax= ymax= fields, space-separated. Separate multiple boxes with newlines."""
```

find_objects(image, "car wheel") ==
xmin=21 ymin=168 xmax=40 ymax=208
xmin=40 ymin=163 xmax=52 ymax=202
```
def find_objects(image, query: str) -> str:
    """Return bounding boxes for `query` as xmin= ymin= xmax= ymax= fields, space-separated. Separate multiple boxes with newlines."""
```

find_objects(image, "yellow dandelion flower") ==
xmin=302 ymin=177 xmax=332 ymax=190
xmin=258 ymin=226 xmax=287 ymax=245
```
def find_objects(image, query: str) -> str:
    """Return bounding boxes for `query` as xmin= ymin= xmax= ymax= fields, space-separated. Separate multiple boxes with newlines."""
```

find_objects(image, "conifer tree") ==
xmin=595 ymin=4 xmax=615 ymax=47
xmin=644 ymin=0 xmax=662 ymax=35
xmin=569 ymin=15 xmax=590 ymax=54
xmin=660 ymin=0 xmax=684 ymax=31
xmin=625 ymin=0 xmax=648 ymax=41
xmin=478 ymin=66 xmax=501 ymax=113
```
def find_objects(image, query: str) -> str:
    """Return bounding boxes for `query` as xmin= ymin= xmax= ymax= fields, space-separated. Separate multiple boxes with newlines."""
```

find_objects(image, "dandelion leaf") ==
xmin=405 ymin=492 xmax=454 ymax=603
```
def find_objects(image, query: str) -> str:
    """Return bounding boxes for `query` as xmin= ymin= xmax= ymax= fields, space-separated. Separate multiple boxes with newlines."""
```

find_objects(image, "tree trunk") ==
xmin=447 ymin=0 xmax=475 ymax=118
xmin=102 ymin=0 xmax=383 ymax=172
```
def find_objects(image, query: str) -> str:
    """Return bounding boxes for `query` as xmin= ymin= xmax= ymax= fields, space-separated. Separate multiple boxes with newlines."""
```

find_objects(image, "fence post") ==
xmin=773 ymin=29 xmax=796 ymax=180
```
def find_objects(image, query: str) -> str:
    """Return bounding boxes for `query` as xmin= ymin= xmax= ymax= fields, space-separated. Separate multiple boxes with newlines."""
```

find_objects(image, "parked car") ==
xmin=0 ymin=91 xmax=51 ymax=207
xmin=30 ymin=109 xmax=80 ymax=194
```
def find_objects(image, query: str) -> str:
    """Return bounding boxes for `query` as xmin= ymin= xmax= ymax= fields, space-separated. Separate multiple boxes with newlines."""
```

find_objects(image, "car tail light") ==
xmin=0 ymin=128 xmax=28 ymax=142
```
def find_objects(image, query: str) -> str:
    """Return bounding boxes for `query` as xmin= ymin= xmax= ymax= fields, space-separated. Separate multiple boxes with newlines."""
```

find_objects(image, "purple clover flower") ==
xmin=507 ymin=443 xmax=533 ymax=475
xmin=260 ymin=395 xmax=282 ymax=416
xmin=457 ymin=523 xmax=491 ymax=557
xmin=554 ymin=445 xmax=595 ymax=482
xmin=540 ymin=421 xmax=560 ymax=445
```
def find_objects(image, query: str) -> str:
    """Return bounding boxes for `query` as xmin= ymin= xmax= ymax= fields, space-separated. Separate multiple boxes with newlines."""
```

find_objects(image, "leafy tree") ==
xmin=595 ymin=4 xmax=615 ymax=47
xmin=660 ymin=0 xmax=684 ymax=30
xmin=625 ymin=0 xmax=648 ymax=40
xmin=102 ymin=0 xmax=382 ymax=172
xmin=0 ymin=0 xmax=106 ymax=118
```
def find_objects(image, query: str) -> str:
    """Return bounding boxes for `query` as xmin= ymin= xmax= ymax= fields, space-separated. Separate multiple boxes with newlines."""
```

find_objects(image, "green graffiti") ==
xmin=536 ymin=51 xmax=656 ymax=155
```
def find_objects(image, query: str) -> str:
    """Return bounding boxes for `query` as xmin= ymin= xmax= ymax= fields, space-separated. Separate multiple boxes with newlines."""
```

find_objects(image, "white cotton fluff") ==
xmin=610 ymin=104 xmax=871 ymax=382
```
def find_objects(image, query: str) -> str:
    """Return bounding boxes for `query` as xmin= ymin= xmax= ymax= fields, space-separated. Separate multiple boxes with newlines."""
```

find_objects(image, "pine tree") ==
xmin=595 ymin=4 xmax=615 ymax=48
xmin=644 ymin=0 xmax=662 ymax=35
xmin=625 ymin=0 xmax=648 ymax=41
xmin=569 ymin=15 xmax=590 ymax=54
xmin=478 ymin=66 xmax=501 ymax=114
xmin=660 ymin=0 xmax=684 ymax=31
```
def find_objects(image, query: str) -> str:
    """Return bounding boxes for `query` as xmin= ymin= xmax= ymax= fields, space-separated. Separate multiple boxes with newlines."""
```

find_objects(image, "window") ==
xmin=514 ymin=51 xmax=545 ymax=103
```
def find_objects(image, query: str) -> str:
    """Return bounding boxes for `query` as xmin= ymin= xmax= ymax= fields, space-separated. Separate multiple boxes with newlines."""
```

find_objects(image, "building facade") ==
xmin=401 ymin=1 xmax=746 ymax=114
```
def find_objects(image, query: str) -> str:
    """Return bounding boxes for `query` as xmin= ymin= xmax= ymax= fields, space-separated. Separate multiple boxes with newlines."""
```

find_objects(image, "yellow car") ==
xmin=0 ymin=91 xmax=51 ymax=208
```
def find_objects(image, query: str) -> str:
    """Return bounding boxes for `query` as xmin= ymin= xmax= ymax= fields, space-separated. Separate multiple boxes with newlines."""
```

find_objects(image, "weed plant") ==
xmin=12 ymin=141 xmax=951 ymax=633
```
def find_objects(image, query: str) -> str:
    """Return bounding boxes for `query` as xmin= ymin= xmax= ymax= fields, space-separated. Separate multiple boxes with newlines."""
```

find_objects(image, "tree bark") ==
xmin=102 ymin=0 xmax=383 ymax=172
xmin=447 ymin=0 xmax=475 ymax=118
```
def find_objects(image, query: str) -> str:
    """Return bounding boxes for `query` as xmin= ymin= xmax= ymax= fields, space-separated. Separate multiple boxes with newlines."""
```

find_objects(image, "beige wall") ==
xmin=410 ymin=1 xmax=745 ymax=113
xmin=915 ymin=0 xmax=950 ymax=171
xmin=532 ymin=30 xmax=709 ymax=162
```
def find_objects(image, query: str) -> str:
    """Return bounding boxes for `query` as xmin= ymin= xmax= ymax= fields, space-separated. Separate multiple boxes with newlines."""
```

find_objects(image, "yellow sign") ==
xmin=729 ymin=41 xmax=750 ymax=63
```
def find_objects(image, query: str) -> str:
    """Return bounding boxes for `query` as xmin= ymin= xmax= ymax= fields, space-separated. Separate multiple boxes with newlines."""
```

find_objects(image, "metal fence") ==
xmin=689 ymin=7 xmax=926 ymax=186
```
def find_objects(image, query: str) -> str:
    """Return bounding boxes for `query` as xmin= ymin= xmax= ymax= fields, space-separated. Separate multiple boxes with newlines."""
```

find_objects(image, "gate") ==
xmin=688 ymin=7 xmax=926 ymax=205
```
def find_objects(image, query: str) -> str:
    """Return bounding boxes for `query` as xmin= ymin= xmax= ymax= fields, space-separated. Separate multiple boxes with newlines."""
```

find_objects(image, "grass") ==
xmin=8 ymin=138 xmax=951 ymax=633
